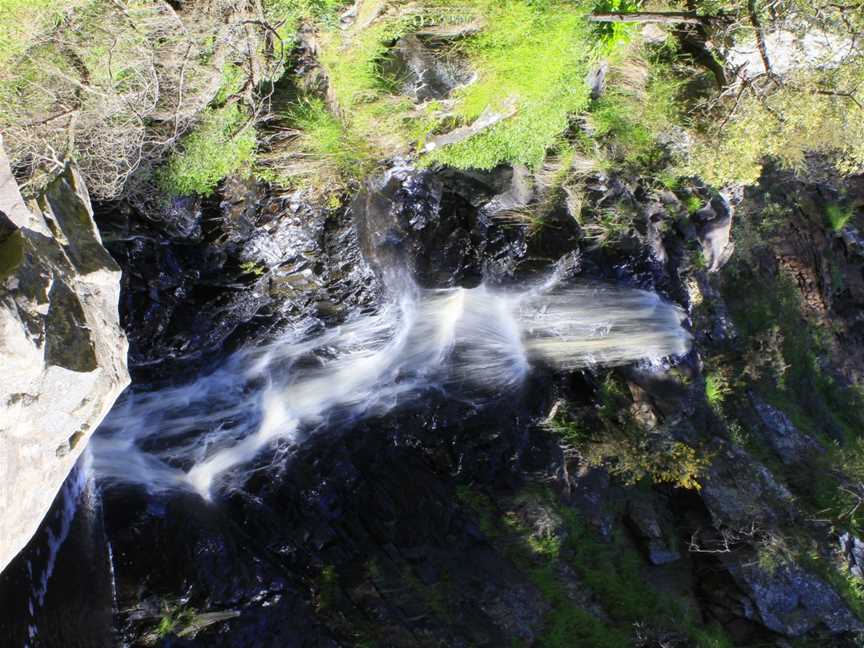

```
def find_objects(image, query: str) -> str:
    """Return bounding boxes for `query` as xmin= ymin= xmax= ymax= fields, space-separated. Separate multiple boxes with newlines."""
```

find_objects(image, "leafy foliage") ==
xmin=685 ymin=0 xmax=864 ymax=186
xmin=553 ymin=375 xmax=711 ymax=490
xmin=825 ymin=203 xmax=853 ymax=232
xmin=157 ymin=104 xmax=256 ymax=196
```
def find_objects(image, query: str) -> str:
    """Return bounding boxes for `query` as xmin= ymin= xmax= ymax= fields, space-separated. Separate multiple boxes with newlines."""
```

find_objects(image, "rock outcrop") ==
xmin=0 ymin=139 xmax=129 ymax=574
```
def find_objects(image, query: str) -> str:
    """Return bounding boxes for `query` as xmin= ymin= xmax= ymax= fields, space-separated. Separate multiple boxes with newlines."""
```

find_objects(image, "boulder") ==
xmin=724 ymin=559 xmax=864 ymax=636
xmin=691 ymin=194 xmax=734 ymax=272
xmin=624 ymin=493 xmax=681 ymax=565
xmin=748 ymin=393 xmax=824 ymax=465
xmin=700 ymin=442 xmax=795 ymax=529
xmin=0 ymin=139 xmax=129 ymax=575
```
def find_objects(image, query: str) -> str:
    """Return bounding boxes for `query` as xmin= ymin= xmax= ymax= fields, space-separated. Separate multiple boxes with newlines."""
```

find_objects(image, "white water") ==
xmin=93 ymin=280 xmax=691 ymax=499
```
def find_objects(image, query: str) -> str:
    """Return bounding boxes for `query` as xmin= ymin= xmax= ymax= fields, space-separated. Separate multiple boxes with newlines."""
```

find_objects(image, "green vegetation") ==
xmin=682 ymin=0 xmax=864 ymax=186
xmin=587 ymin=60 xmax=682 ymax=171
xmin=257 ymin=97 xmax=372 ymax=193
xmin=552 ymin=374 xmax=710 ymax=490
xmin=705 ymin=371 xmax=730 ymax=409
xmin=315 ymin=564 xmax=339 ymax=610
xmin=422 ymin=0 xmax=600 ymax=170
xmin=457 ymin=484 xmax=732 ymax=647
xmin=685 ymin=194 xmax=703 ymax=215
xmin=154 ymin=603 xmax=196 ymax=640
xmin=825 ymin=203 xmax=854 ymax=232
xmin=0 ymin=0 xmax=88 ymax=68
xmin=157 ymin=104 xmax=256 ymax=197
xmin=707 ymin=209 xmax=864 ymax=540
xmin=265 ymin=0 xmax=345 ymax=44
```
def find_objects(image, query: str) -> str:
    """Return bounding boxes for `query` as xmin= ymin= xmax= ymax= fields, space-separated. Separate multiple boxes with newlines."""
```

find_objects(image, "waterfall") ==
xmin=93 ymin=279 xmax=691 ymax=499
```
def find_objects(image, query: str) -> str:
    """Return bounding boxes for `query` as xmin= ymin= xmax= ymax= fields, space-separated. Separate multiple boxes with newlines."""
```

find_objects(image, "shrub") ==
xmin=157 ymin=104 xmax=256 ymax=196
xmin=688 ymin=74 xmax=864 ymax=187
xmin=553 ymin=375 xmax=711 ymax=490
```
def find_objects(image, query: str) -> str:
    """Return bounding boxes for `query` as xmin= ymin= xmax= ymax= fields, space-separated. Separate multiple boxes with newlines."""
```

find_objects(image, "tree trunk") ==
xmin=589 ymin=11 xmax=706 ymax=24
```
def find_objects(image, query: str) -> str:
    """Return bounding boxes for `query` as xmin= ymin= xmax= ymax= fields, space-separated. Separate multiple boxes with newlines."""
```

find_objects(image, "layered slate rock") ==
xmin=0 ymin=138 xmax=129 ymax=574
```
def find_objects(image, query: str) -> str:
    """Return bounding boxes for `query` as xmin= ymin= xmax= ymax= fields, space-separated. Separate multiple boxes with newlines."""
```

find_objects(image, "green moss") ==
xmin=157 ymin=103 xmax=256 ymax=196
xmin=0 ymin=230 xmax=25 ymax=280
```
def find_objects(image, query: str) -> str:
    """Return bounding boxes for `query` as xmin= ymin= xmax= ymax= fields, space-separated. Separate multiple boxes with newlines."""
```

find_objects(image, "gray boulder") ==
xmin=0 ymin=139 xmax=129 ymax=574
xmin=725 ymin=559 xmax=864 ymax=636
xmin=749 ymin=393 xmax=824 ymax=465
xmin=700 ymin=442 xmax=795 ymax=529
xmin=692 ymin=194 xmax=735 ymax=272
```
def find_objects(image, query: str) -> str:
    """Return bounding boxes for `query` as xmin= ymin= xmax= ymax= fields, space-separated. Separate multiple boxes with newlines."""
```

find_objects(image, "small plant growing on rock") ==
xmin=826 ymin=203 xmax=854 ymax=232
xmin=705 ymin=371 xmax=730 ymax=410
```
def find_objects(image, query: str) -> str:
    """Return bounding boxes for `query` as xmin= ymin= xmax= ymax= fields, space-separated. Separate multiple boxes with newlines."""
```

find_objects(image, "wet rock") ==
xmin=586 ymin=60 xmax=608 ymax=99
xmin=387 ymin=33 xmax=474 ymax=102
xmin=748 ymin=392 xmax=825 ymax=465
xmin=724 ymin=559 xmax=864 ymax=636
xmin=0 ymin=144 xmax=129 ymax=574
xmin=839 ymin=224 xmax=864 ymax=258
xmin=97 ymin=178 xmax=380 ymax=377
xmin=352 ymin=164 xmax=526 ymax=287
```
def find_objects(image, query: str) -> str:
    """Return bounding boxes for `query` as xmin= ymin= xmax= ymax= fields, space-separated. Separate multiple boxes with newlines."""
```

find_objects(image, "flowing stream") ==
xmin=93 ymin=278 xmax=691 ymax=499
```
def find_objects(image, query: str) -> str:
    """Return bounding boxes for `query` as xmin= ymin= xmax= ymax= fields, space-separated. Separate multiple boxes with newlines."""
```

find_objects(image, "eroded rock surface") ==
xmin=0 ymin=141 xmax=129 ymax=574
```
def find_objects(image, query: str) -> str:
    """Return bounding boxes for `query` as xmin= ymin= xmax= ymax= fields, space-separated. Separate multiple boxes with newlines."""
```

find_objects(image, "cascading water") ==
xmin=93 ymin=279 xmax=691 ymax=499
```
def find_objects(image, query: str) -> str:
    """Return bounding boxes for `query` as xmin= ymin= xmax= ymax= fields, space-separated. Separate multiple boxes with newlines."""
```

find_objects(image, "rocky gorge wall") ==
xmin=0 ymin=138 xmax=129 ymax=575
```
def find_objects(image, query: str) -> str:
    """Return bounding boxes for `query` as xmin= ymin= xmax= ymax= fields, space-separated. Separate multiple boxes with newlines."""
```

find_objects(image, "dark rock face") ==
xmin=624 ymin=493 xmax=681 ymax=565
xmin=95 ymin=178 xmax=380 ymax=380
xmin=9 ymin=162 xmax=864 ymax=647
xmin=351 ymin=164 xmax=527 ymax=288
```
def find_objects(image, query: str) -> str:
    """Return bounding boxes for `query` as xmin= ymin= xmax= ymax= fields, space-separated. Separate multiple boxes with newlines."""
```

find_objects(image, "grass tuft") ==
xmin=826 ymin=203 xmax=853 ymax=232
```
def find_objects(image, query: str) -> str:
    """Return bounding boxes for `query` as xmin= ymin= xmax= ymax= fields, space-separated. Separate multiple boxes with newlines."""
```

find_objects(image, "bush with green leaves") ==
xmin=158 ymin=104 xmax=256 ymax=197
